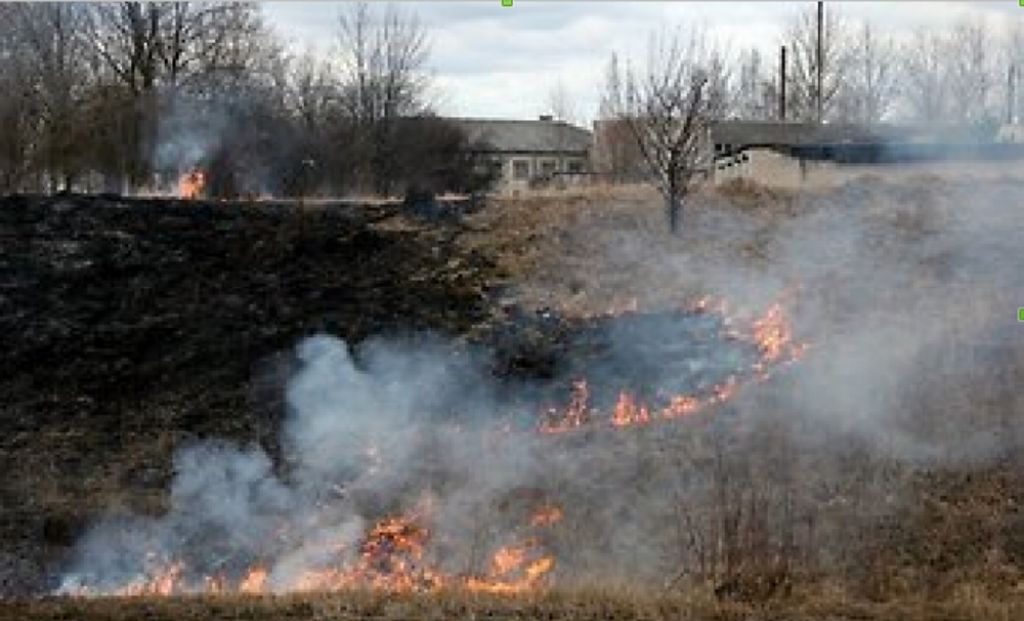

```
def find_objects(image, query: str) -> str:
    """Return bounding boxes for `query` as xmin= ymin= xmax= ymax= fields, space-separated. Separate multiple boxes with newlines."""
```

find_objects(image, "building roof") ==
xmin=710 ymin=120 xmax=998 ymax=148
xmin=452 ymin=118 xmax=592 ymax=154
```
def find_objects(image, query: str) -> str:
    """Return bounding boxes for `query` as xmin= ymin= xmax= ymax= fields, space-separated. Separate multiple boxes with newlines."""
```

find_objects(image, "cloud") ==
xmin=262 ymin=1 xmax=1010 ymax=122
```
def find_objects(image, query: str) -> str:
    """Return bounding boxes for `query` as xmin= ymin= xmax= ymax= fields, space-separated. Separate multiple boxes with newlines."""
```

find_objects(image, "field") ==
xmin=1 ymin=174 xmax=1023 ymax=619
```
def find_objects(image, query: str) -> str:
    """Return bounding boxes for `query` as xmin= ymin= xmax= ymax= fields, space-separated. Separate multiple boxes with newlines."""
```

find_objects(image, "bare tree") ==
xmin=595 ymin=52 xmax=645 ymax=182
xmin=618 ymin=26 xmax=729 ymax=233
xmin=784 ymin=4 xmax=850 ymax=122
xmin=545 ymin=77 xmax=580 ymax=126
xmin=0 ymin=4 xmax=38 ymax=191
xmin=84 ymin=2 xmax=273 ymax=186
xmin=846 ymin=22 xmax=897 ymax=124
xmin=337 ymin=2 xmax=431 ymax=195
xmin=87 ymin=2 xmax=267 ymax=94
xmin=1004 ymin=21 xmax=1024 ymax=124
xmin=20 ymin=5 xmax=94 ymax=190
xmin=733 ymin=48 xmax=777 ymax=121
xmin=899 ymin=29 xmax=948 ymax=123
xmin=944 ymin=17 xmax=995 ymax=125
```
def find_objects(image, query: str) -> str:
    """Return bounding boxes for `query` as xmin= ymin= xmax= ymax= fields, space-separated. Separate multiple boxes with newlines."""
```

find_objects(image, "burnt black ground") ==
xmin=0 ymin=194 xmax=499 ymax=595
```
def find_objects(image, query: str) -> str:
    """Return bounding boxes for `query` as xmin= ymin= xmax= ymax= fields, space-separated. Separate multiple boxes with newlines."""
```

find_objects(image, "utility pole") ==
xmin=1008 ymin=64 xmax=1017 ymax=125
xmin=816 ymin=1 xmax=824 ymax=124
xmin=780 ymin=45 xmax=787 ymax=121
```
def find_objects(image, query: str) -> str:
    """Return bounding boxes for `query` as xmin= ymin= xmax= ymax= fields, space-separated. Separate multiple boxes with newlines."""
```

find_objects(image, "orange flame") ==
xmin=529 ymin=504 xmax=564 ymax=527
xmin=179 ymin=169 xmax=205 ymax=199
xmin=541 ymin=293 xmax=808 ymax=433
xmin=238 ymin=566 xmax=268 ymax=594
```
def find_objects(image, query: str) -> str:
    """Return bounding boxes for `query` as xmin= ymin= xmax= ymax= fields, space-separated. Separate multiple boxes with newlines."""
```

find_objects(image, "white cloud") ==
xmin=263 ymin=1 xmax=1019 ymax=124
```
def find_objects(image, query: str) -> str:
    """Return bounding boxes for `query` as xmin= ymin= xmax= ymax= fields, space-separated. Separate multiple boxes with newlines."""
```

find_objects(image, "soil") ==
xmin=0 ymin=194 xmax=501 ymax=594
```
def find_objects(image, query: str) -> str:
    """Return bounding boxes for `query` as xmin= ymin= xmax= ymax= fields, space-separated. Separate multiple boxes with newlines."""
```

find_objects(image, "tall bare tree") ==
xmin=618 ymin=26 xmax=729 ymax=233
xmin=337 ymin=2 xmax=431 ymax=194
xmin=84 ymin=2 xmax=272 ymax=185
xmin=545 ymin=78 xmax=580 ymax=125
xmin=1004 ymin=21 xmax=1024 ymax=124
xmin=899 ymin=29 xmax=948 ymax=123
xmin=0 ymin=4 xmax=38 ymax=191
xmin=595 ymin=52 xmax=645 ymax=183
xmin=846 ymin=22 xmax=897 ymax=124
xmin=944 ymin=17 xmax=995 ymax=125
xmin=733 ymin=48 xmax=777 ymax=120
xmin=784 ymin=4 xmax=850 ymax=122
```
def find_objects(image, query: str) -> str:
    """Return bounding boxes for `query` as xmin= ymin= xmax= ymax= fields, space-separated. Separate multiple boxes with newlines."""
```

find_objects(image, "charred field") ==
xmin=2 ymin=176 xmax=1024 ymax=620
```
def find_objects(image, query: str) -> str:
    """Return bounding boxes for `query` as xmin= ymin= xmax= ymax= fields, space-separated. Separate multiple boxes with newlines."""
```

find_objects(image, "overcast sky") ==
xmin=264 ymin=1 xmax=1021 ymax=124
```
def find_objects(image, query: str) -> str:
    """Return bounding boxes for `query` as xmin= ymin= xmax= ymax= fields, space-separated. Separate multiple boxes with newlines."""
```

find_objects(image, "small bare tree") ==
xmin=618 ymin=26 xmax=728 ymax=233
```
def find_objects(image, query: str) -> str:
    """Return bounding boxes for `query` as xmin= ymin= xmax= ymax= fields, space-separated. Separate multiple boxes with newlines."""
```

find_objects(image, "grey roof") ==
xmin=452 ymin=118 xmax=592 ymax=154
xmin=710 ymin=120 xmax=997 ymax=147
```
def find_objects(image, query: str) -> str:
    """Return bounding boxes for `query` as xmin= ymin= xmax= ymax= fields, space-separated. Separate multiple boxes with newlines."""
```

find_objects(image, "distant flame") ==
xmin=179 ymin=169 xmax=205 ymax=199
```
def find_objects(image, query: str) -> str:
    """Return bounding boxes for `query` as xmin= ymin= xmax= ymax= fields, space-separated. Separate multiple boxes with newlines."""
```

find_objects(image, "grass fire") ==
xmin=2 ymin=2 xmax=1024 ymax=621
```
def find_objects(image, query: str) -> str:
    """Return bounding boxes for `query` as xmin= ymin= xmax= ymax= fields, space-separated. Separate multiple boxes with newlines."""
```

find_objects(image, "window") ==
xmin=539 ymin=159 xmax=557 ymax=178
xmin=512 ymin=159 xmax=530 ymax=180
xmin=567 ymin=160 xmax=584 ymax=173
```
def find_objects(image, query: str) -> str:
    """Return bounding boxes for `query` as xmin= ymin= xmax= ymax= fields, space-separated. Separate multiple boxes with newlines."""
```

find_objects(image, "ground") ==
xmin=0 ymin=195 xmax=499 ymax=594
xmin=1 ymin=177 xmax=1023 ymax=619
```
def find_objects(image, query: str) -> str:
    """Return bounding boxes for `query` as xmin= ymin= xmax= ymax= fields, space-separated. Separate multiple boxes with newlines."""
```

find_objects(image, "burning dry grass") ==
xmin=5 ymin=174 xmax=1023 ymax=612
xmin=454 ymin=174 xmax=1024 ymax=606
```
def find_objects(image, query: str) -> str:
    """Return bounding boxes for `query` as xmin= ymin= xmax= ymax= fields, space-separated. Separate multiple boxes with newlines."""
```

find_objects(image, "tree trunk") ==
xmin=666 ymin=190 xmax=683 ymax=234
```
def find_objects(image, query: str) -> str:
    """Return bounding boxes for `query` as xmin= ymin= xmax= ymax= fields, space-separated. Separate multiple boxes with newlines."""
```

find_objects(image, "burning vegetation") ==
xmin=57 ymin=289 xmax=806 ymax=599
xmin=178 ymin=170 xmax=206 ymax=200
xmin=4 ymin=176 xmax=1024 ymax=620
xmin=541 ymin=294 xmax=806 ymax=434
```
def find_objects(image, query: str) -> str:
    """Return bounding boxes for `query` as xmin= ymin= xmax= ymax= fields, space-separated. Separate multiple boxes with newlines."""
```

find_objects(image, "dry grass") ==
xmin=6 ymin=176 xmax=1023 ymax=615
xmin=460 ymin=180 xmax=807 ymax=317
xmin=4 ymin=587 xmax=1024 ymax=621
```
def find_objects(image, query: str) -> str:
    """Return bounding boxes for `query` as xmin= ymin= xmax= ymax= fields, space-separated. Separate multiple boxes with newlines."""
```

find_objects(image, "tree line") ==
xmin=598 ymin=5 xmax=1024 ymax=232
xmin=729 ymin=8 xmax=1024 ymax=126
xmin=0 ymin=2 xmax=486 ymax=197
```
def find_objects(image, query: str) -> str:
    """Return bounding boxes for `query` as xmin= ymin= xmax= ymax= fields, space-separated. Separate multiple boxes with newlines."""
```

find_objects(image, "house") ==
xmin=452 ymin=116 xmax=592 ymax=195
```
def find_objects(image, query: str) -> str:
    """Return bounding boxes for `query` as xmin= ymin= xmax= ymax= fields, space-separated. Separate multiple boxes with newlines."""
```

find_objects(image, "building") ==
xmin=709 ymin=120 xmax=1024 ymax=187
xmin=452 ymin=116 xmax=592 ymax=195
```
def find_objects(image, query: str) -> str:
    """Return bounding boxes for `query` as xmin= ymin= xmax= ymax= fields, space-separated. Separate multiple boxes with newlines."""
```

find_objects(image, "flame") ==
xmin=64 ymin=291 xmax=808 ymax=600
xmin=465 ymin=538 xmax=556 ymax=594
xmin=179 ymin=169 xmax=205 ymax=199
xmin=540 ymin=379 xmax=590 ymax=433
xmin=540 ymin=293 xmax=808 ymax=433
xmin=238 ymin=566 xmax=268 ymax=594
xmin=529 ymin=504 xmax=563 ymax=527
xmin=110 ymin=560 xmax=185 ymax=597
xmin=75 ymin=499 xmax=562 ymax=598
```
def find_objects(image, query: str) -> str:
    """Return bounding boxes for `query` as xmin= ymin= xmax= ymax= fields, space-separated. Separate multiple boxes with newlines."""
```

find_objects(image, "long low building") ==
xmin=452 ymin=116 xmax=592 ymax=195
